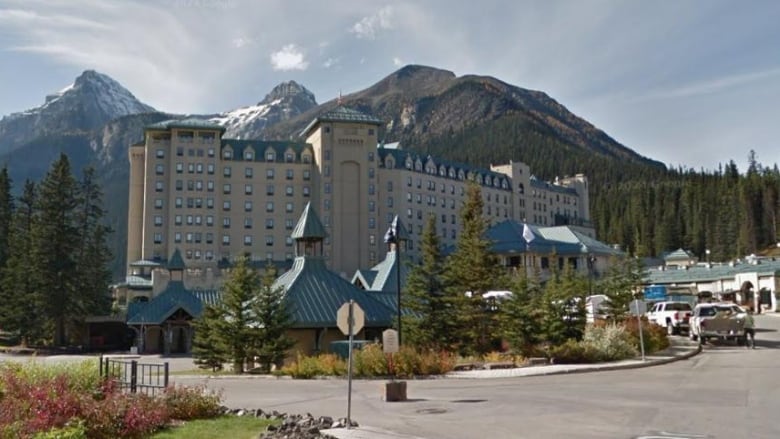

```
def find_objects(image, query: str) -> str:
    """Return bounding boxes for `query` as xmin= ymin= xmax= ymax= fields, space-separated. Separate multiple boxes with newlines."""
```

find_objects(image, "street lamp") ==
xmin=587 ymin=254 xmax=596 ymax=296
xmin=706 ymin=249 xmax=711 ymax=266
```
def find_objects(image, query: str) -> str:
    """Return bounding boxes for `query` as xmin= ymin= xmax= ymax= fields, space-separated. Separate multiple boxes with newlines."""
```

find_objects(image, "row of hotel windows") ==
xmin=154 ymin=215 xmax=298 ymax=229
xmin=154 ymin=141 xmax=310 ymax=164
xmin=222 ymin=148 xmax=311 ymax=163
xmin=152 ymin=232 xmax=294 ymax=247
xmin=402 ymin=158 xmax=509 ymax=189
xmin=155 ymin=163 xmax=312 ymax=180
xmin=154 ymin=180 xmax=311 ymax=195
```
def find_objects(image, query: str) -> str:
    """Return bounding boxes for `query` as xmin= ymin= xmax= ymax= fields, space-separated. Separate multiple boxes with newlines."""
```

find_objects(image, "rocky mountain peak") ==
xmin=260 ymin=81 xmax=316 ymax=106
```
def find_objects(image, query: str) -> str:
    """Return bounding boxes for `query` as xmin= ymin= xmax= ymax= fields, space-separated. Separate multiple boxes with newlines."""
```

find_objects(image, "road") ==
xmin=174 ymin=314 xmax=780 ymax=439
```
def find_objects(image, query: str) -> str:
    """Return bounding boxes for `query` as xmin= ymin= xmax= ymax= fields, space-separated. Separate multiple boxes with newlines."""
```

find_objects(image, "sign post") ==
xmin=337 ymin=301 xmax=364 ymax=428
xmin=630 ymin=298 xmax=646 ymax=361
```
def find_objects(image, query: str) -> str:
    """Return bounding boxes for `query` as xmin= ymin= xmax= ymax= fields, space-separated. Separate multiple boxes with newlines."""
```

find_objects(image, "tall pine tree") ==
xmin=250 ymin=263 xmax=294 ymax=372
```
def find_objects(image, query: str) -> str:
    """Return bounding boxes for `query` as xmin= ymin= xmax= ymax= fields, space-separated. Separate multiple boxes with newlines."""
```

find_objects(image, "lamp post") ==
xmin=587 ymin=254 xmax=596 ymax=296
xmin=705 ymin=249 xmax=711 ymax=265
xmin=384 ymin=215 xmax=406 ymax=345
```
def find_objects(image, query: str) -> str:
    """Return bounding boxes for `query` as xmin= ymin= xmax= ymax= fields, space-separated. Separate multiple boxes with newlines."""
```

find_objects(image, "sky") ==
xmin=1 ymin=0 xmax=779 ymax=172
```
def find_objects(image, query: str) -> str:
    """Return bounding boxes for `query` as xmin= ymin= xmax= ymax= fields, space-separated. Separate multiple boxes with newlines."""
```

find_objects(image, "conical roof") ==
xmin=291 ymin=202 xmax=327 ymax=240
xmin=167 ymin=248 xmax=186 ymax=271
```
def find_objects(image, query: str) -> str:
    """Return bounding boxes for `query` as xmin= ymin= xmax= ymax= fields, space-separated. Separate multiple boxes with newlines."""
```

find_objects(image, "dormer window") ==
xmin=244 ymin=150 xmax=254 ymax=160
xmin=223 ymin=149 xmax=233 ymax=159
xmin=266 ymin=150 xmax=275 ymax=161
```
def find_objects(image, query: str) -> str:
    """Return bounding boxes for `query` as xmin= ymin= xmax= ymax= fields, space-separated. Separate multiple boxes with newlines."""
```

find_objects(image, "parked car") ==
xmin=689 ymin=303 xmax=754 ymax=347
xmin=646 ymin=301 xmax=692 ymax=335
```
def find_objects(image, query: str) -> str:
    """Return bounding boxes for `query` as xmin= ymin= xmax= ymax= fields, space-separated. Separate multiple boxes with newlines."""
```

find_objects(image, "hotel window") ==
xmin=223 ymin=201 xmax=231 ymax=211
xmin=324 ymin=166 xmax=330 ymax=177
xmin=206 ymin=197 xmax=214 ymax=208
xmin=154 ymin=215 xmax=163 ymax=226
xmin=245 ymin=167 xmax=253 ymax=178
xmin=187 ymin=180 xmax=194 ymax=191
xmin=206 ymin=215 xmax=214 ymax=226
xmin=155 ymin=164 xmax=164 ymax=175
xmin=406 ymin=192 xmax=412 ymax=202
xmin=368 ymin=151 xmax=374 ymax=161
xmin=174 ymin=180 xmax=182 ymax=191
xmin=207 ymin=147 xmax=215 ymax=157
xmin=266 ymin=169 xmax=274 ymax=179
xmin=186 ymin=215 xmax=193 ymax=225
xmin=266 ymin=185 xmax=274 ymax=195
xmin=205 ymin=250 xmax=214 ymax=260
xmin=286 ymin=186 xmax=293 ymax=196
xmin=194 ymin=250 xmax=201 ymax=259
xmin=387 ymin=197 xmax=393 ymax=207
xmin=222 ymin=234 xmax=230 ymax=245
xmin=176 ymin=147 xmax=184 ymax=156
xmin=156 ymin=149 xmax=165 ymax=158
xmin=155 ymin=181 xmax=164 ymax=192
xmin=406 ymin=176 xmax=412 ymax=187
xmin=441 ymin=214 xmax=446 ymax=224
xmin=451 ymin=214 xmax=456 ymax=224
xmin=303 ymin=186 xmax=310 ymax=197
xmin=368 ymin=217 xmax=375 ymax=229
xmin=185 ymin=250 xmax=192 ymax=259
xmin=286 ymin=152 xmax=294 ymax=162
xmin=153 ymin=233 xmax=162 ymax=244
xmin=244 ymin=235 xmax=252 ymax=246
xmin=207 ymin=181 xmax=214 ymax=191
xmin=266 ymin=151 xmax=275 ymax=161
xmin=265 ymin=235 xmax=274 ymax=246
xmin=286 ymin=169 xmax=294 ymax=180
xmin=303 ymin=170 xmax=311 ymax=180
xmin=176 ymin=163 xmax=183 ymax=173
xmin=368 ymin=168 xmax=374 ymax=179
xmin=207 ymin=163 xmax=215 ymax=174
xmin=196 ymin=163 xmax=203 ymax=173
xmin=245 ymin=184 xmax=252 ymax=195
xmin=245 ymin=150 xmax=254 ymax=160
xmin=174 ymin=215 xmax=182 ymax=225
xmin=223 ymin=218 xmax=231 ymax=228
xmin=155 ymin=199 xmax=163 ymax=209
xmin=368 ymin=201 xmax=375 ymax=212
xmin=206 ymin=233 xmax=213 ymax=244
xmin=223 ymin=184 xmax=231 ymax=194
xmin=245 ymin=201 xmax=253 ymax=212
xmin=286 ymin=236 xmax=293 ymax=246
xmin=368 ymin=184 xmax=375 ymax=195
xmin=188 ymin=163 xmax=195 ymax=173
xmin=223 ymin=167 xmax=231 ymax=177
xmin=174 ymin=232 xmax=182 ymax=243
xmin=195 ymin=215 xmax=202 ymax=225
xmin=324 ymin=199 xmax=330 ymax=210
xmin=223 ymin=150 xmax=232 ymax=159
xmin=286 ymin=202 xmax=294 ymax=213
xmin=387 ymin=181 xmax=393 ymax=192
xmin=324 ymin=183 xmax=331 ymax=194
xmin=406 ymin=208 xmax=412 ymax=218
xmin=324 ymin=150 xmax=331 ymax=161
xmin=369 ymin=234 xmax=376 ymax=245
xmin=265 ymin=218 xmax=273 ymax=229
xmin=194 ymin=232 xmax=202 ymax=243
xmin=285 ymin=219 xmax=294 ymax=229
xmin=266 ymin=202 xmax=274 ymax=212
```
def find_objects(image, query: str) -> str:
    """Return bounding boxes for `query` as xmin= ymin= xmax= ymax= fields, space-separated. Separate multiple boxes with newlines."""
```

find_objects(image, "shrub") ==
xmin=32 ymin=420 xmax=87 ymax=439
xmin=163 ymin=384 xmax=223 ymax=420
xmin=353 ymin=344 xmax=388 ymax=377
xmin=417 ymin=350 xmax=457 ymax=376
xmin=281 ymin=352 xmax=347 ymax=379
xmin=548 ymin=339 xmax=602 ymax=364
xmin=622 ymin=318 xmax=670 ymax=354
xmin=582 ymin=324 xmax=637 ymax=361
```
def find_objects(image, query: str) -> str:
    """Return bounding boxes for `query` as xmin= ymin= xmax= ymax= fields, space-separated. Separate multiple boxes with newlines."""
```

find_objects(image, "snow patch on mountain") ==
xmin=210 ymin=99 xmax=281 ymax=137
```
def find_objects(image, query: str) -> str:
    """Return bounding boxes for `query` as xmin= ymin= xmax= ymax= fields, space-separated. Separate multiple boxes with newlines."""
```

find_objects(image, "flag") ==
xmin=523 ymin=223 xmax=535 ymax=243
xmin=384 ymin=216 xmax=398 ymax=244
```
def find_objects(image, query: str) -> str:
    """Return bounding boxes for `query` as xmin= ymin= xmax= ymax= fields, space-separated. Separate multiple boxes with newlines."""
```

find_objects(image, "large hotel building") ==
xmin=126 ymin=107 xmax=591 ymax=281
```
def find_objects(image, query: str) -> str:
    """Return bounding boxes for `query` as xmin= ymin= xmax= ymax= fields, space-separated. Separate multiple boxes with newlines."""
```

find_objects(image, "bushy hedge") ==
xmin=549 ymin=323 xmax=637 ymax=364
xmin=621 ymin=318 xmax=670 ymax=354
xmin=0 ymin=361 xmax=223 ymax=438
xmin=280 ymin=344 xmax=457 ymax=378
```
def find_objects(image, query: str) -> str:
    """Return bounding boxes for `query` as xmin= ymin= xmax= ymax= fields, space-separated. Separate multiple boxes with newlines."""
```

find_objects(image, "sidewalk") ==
xmin=323 ymin=337 xmax=700 ymax=439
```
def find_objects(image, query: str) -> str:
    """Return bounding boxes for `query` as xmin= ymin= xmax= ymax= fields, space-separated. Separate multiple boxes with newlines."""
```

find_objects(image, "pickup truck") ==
xmin=689 ymin=303 xmax=754 ymax=347
xmin=646 ymin=301 xmax=693 ymax=335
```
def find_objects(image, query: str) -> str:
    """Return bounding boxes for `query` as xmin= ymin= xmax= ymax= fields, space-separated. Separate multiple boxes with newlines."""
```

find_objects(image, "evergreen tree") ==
xmin=403 ymin=214 xmax=460 ymax=351
xmin=500 ymin=268 xmax=545 ymax=355
xmin=0 ymin=167 xmax=13 ymax=270
xmin=250 ymin=263 xmax=295 ymax=372
xmin=192 ymin=305 xmax=228 ymax=371
xmin=600 ymin=256 xmax=645 ymax=321
xmin=30 ymin=154 xmax=79 ymax=346
xmin=0 ymin=181 xmax=42 ymax=345
xmin=214 ymin=256 xmax=260 ymax=373
xmin=442 ymin=182 xmax=506 ymax=355
xmin=73 ymin=167 xmax=113 ymax=317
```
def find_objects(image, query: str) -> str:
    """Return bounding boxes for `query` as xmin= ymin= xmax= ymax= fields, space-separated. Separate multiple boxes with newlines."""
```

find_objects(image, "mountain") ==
xmin=262 ymin=65 xmax=665 ymax=177
xmin=0 ymin=65 xmax=671 ymax=279
xmin=210 ymin=81 xmax=317 ymax=139
xmin=0 ymin=70 xmax=155 ymax=155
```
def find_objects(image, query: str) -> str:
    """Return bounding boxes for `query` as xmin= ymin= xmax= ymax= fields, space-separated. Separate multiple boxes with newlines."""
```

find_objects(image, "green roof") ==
xmin=146 ymin=118 xmax=226 ymax=132
xmin=167 ymin=248 xmax=186 ymax=271
xmin=273 ymin=257 xmax=395 ymax=328
xmin=221 ymin=139 xmax=311 ymax=163
xmin=645 ymin=259 xmax=780 ymax=285
xmin=664 ymin=248 xmax=696 ymax=262
xmin=126 ymin=281 xmax=205 ymax=325
xmin=351 ymin=250 xmax=410 ymax=294
xmin=301 ymin=106 xmax=383 ymax=137
xmin=291 ymin=202 xmax=327 ymax=240
xmin=486 ymin=220 xmax=624 ymax=256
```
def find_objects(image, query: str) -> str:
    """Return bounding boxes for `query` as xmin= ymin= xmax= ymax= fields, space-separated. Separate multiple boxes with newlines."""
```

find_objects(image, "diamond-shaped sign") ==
xmin=337 ymin=302 xmax=365 ymax=335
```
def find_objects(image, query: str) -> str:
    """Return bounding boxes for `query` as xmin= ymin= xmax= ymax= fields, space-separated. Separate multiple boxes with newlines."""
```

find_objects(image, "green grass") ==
xmin=151 ymin=416 xmax=275 ymax=439
xmin=169 ymin=368 xmax=237 ymax=376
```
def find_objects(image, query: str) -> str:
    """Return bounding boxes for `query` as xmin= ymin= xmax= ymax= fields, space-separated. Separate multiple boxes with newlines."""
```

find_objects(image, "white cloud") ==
xmin=270 ymin=44 xmax=309 ymax=71
xmin=634 ymin=67 xmax=780 ymax=102
xmin=323 ymin=57 xmax=339 ymax=69
xmin=349 ymin=5 xmax=394 ymax=40
xmin=392 ymin=57 xmax=402 ymax=67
